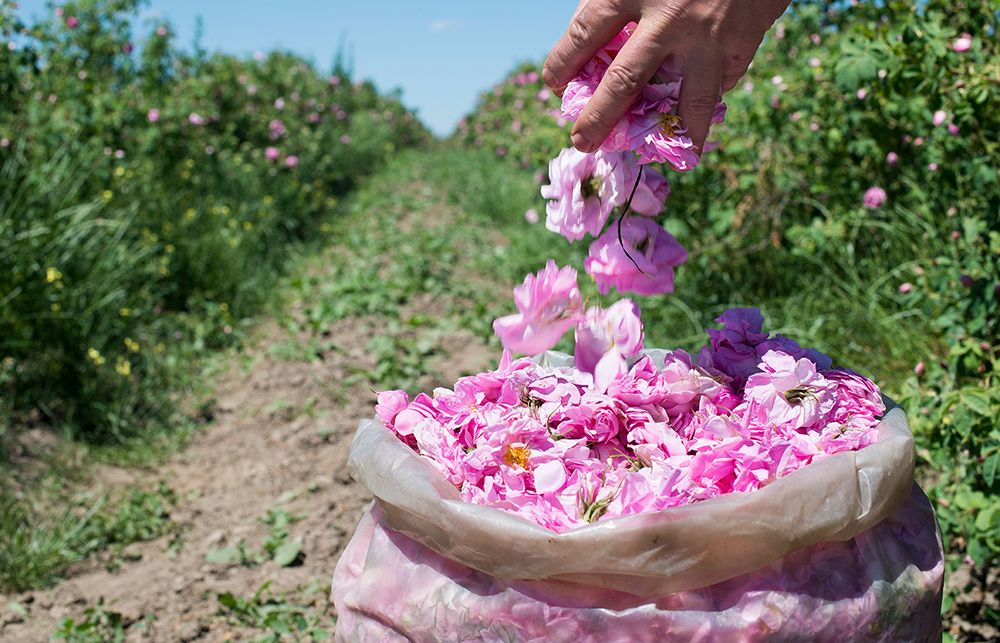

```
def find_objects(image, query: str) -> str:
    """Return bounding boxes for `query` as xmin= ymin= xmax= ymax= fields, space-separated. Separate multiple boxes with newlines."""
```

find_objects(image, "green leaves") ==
xmin=216 ymin=581 xmax=334 ymax=642
xmin=834 ymin=37 xmax=886 ymax=92
xmin=205 ymin=507 xmax=306 ymax=568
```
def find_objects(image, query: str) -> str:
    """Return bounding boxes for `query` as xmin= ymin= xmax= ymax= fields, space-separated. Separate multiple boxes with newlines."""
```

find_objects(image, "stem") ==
xmin=616 ymin=165 xmax=646 ymax=275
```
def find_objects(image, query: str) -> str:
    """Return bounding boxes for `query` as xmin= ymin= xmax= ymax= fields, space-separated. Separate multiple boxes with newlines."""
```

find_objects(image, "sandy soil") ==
xmin=0 ymin=309 xmax=494 ymax=643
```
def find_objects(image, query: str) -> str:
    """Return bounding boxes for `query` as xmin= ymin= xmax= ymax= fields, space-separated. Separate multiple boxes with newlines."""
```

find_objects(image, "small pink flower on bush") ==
xmin=340 ymin=134 xmax=351 ymax=144
xmin=284 ymin=155 xmax=298 ymax=168
xmin=147 ymin=108 xmax=160 ymax=122
xmin=524 ymin=208 xmax=539 ymax=224
xmin=265 ymin=146 xmax=280 ymax=160
xmin=899 ymin=282 xmax=912 ymax=293
xmin=857 ymin=89 xmax=867 ymax=99
xmin=933 ymin=110 xmax=947 ymax=127
xmin=188 ymin=112 xmax=205 ymax=126
xmin=66 ymin=16 xmax=78 ymax=28
xmin=584 ymin=218 xmax=687 ymax=296
xmin=574 ymin=300 xmax=644 ymax=392
xmin=330 ymin=75 xmax=341 ymax=85
xmin=863 ymin=186 xmax=887 ymax=209
xmin=886 ymin=152 xmax=899 ymax=166
xmin=953 ymin=35 xmax=972 ymax=52
xmin=948 ymin=122 xmax=960 ymax=136
xmin=493 ymin=260 xmax=583 ymax=355
xmin=914 ymin=362 xmax=925 ymax=375
xmin=122 ymin=43 xmax=133 ymax=54
xmin=156 ymin=25 xmax=167 ymax=36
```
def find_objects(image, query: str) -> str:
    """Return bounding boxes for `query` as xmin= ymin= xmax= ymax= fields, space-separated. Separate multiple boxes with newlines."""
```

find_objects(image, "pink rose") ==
xmin=493 ymin=260 xmax=583 ymax=355
xmin=863 ymin=186 xmax=887 ymax=209
xmin=573 ymin=299 xmax=644 ymax=392
xmin=265 ymin=146 xmax=280 ymax=160
xmin=584 ymin=218 xmax=687 ymax=296
xmin=540 ymin=148 xmax=628 ymax=242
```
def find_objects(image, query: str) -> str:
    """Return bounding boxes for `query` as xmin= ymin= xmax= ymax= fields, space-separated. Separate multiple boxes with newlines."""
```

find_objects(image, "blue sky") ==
xmin=14 ymin=1 xmax=575 ymax=136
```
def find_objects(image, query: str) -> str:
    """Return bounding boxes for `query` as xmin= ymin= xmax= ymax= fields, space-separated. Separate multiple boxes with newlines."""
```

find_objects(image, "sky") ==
xmin=13 ymin=1 xmax=575 ymax=137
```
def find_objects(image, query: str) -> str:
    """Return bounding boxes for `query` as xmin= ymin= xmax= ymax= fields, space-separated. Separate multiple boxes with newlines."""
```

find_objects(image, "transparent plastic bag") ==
xmin=332 ymin=403 xmax=944 ymax=642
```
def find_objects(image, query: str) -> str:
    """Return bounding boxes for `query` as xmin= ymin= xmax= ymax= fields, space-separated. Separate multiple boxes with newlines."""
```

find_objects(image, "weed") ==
xmin=51 ymin=597 xmax=125 ymax=643
xmin=215 ymin=581 xmax=334 ymax=642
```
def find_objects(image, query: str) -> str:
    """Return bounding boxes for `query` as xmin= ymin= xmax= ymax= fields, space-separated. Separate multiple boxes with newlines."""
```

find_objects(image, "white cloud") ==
xmin=429 ymin=19 xmax=467 ymax=33
xmin=137 ymin=9 xmax=164 ymax=23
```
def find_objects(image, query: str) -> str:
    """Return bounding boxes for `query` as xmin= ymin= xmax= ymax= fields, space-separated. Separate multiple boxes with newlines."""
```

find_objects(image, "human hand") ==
xmin=544 ymin=0 xmax=793 ymax=155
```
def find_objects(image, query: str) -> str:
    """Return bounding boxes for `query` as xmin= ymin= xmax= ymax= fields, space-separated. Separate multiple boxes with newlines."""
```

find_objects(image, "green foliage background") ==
xmin=0 ymin=0 xmax=429 ymax=446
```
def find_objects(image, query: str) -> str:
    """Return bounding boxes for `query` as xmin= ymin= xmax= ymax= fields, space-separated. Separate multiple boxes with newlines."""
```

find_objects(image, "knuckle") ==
xmin=564 ymin=14 xmax=597 ymax=51
xmin=602 ymin=64 xmax=646 ymax=101
xmin=683 ymin=92 xmax=720 ymax=116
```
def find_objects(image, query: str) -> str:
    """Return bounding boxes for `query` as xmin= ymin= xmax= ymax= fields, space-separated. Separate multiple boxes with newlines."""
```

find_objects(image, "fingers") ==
xmin=676 ymin=50 xmax=724 ymax=154
xmin=720 ymin=51 xmax=753 ymax=93
xmin=570 ymin=25 xmax=672 ymax=152
xmin=543 ymin=1 xmax=632 ymax=90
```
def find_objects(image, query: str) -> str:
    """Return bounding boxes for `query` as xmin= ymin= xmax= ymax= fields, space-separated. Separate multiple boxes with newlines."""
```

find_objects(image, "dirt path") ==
xmin=0 ymin=309 xmax=493 ymax=642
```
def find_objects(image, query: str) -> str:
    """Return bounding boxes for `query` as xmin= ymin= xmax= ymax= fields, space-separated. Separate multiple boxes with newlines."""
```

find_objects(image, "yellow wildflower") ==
xmin=45 ymin=267 xmax=62 ymax=283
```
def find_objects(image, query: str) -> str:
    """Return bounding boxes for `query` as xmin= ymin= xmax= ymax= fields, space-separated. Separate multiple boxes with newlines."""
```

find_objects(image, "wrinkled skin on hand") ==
xmin=544 ymin=0 xmax=793 ymax=154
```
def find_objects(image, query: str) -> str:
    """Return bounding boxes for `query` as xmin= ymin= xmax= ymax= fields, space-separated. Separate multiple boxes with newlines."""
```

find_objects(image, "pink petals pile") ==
xmin=376 ymin=308 xmax=885 ymax=534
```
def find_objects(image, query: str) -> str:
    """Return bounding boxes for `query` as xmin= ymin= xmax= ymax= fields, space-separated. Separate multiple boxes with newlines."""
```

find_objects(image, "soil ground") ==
xmin=0 ymin=308 xmax=494 ymax=643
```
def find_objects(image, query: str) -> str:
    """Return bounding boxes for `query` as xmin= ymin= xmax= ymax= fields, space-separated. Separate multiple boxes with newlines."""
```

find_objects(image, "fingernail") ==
xmin=542 ymin=66 xmax=557 ymax=88
xmin=571 ymin=132 xmax=595 ymax=153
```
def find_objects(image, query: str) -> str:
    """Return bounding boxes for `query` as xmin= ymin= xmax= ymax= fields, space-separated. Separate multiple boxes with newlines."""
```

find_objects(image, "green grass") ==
xmin=0 ymin=473 xmax=179 ymax=593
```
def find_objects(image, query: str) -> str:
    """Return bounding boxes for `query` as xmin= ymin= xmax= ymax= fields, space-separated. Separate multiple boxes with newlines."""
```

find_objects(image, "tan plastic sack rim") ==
xmin=348 ymin=350 xmax=916 ymax=596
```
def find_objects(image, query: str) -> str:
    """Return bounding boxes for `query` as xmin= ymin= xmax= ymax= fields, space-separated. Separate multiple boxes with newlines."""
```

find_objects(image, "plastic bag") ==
xmin=332 ymin=402 xmax=943 ymax=642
